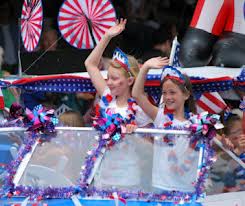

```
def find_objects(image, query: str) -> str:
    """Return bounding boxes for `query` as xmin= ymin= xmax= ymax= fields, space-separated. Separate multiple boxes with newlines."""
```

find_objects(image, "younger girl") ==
xmin=223 ymin=114 xmax=245 ymax=192
xmin=132 ymin=65 xmax=199 ymax=192
xmin=84 ymin=19 xmax=169 ymax=189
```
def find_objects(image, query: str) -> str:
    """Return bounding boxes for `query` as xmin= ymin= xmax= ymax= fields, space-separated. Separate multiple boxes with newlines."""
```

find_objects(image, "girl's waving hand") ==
xmin=105 ymin=18 xmax=127 ymax=38
xmin=142 ymin=57 xmax=169 ymax=70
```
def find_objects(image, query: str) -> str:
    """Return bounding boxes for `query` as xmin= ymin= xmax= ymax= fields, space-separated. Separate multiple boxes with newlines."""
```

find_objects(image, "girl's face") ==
xmin=107 ymin=66 xmax=132 ymax=96
xmin=227 ymin=119 xmax=243 ymax=145
xmin=162 ymin=79 xmax=189 ymax=112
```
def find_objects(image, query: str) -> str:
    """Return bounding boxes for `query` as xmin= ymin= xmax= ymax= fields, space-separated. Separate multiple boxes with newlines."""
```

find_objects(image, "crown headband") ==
xmin=112 ymin=48 xmax=132 ymax=76
xmin=161 ymin=66 xmax=185 ymax=83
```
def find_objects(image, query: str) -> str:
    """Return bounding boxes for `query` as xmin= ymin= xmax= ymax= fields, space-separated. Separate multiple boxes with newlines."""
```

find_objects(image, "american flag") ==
xmin=196 ymin=92 xmax=227 ymax=114
xmin=169 ymin=37 xmax=227 ymax=114
xmin=169 ymin=37 xmax=181 ymax=67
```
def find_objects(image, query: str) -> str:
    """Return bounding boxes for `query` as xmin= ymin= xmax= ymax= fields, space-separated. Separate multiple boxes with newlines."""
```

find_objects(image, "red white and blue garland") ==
xmin=81 ymin=93 xmax=137 ymax=185
xmin=1 ymin=102 xmax=220 ymax=204
xmin=80 ymin=103 xmax=220 ymax=204
xmin=1 ymin=104 xmax=60 ymax=201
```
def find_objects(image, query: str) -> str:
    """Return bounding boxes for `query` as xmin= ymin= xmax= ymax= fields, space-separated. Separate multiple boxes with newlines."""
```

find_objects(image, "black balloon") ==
xmin=180 ymin=28 xmax=245 ymax=68
xmin=211 ymin=32 xmax=245 ymax=68
xmin=179 ymin=28 xmax=218 ymax=67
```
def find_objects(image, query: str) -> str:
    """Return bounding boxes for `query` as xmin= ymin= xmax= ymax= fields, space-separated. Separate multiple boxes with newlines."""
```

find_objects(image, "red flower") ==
xmin=163 ymin=121 xmax=172 ymax=128
xmin=105 ymin=94 xmax=113 ymax=102
xmin=95 ymin=104 xmax=100 ymax=117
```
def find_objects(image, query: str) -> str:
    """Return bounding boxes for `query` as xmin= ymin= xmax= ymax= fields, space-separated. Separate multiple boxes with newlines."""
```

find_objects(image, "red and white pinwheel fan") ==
xmin=58 ymin=0 xmax=117 ymax=49
xmin=21 ymin=0 xmax=43 ymax=52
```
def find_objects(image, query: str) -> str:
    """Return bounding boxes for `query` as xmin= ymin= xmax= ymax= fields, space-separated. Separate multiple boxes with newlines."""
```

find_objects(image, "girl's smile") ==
xmin=162 ymin=79 xmax=189 ymax=112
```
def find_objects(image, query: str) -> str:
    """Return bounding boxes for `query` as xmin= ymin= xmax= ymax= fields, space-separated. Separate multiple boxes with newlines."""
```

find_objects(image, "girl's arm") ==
xmin=84 ymin=19 xmax=127 ymax=96
xmin=132 ymin=57 xmax=169 ymax=120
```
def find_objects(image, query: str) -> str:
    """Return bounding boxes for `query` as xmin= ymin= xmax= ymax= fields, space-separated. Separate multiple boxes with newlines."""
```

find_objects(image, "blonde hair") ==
xmin=59 ymin=111 xmax=84 ymax=127
xmin=110 ymin=55 xmax=139 ymax=78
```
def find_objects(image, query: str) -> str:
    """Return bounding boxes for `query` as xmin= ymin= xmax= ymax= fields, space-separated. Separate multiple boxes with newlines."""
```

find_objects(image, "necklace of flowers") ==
xmin=162 ymin=106 xmax=191 ymax=146
xmin=93 ymin=93 xmax=137 ymax=146
xmin=81 ymin=93 xmax=137 ymax=186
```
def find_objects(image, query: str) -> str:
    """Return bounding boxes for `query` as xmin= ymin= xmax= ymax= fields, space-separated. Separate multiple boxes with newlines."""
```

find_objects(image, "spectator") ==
xmin=208 ymin=113 xmax=244 ymax=194
xmin=59 ymin=110 xmax=84 ymax=127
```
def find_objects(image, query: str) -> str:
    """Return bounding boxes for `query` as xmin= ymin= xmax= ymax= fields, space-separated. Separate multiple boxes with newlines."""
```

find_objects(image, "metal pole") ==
xmin=17 ymin=18 xmax=22 ymax=78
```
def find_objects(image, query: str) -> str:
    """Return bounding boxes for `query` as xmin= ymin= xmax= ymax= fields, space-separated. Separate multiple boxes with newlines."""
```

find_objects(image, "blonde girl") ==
xmin=84 ymin=19 xmax=169 ymax=189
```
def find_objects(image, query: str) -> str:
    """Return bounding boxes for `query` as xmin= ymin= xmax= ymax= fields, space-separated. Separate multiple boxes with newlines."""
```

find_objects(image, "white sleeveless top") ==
xmin=152 ymin=106 xmax=199 ymax=192
xmin=94 ymin=87 xmax=152 ymax=188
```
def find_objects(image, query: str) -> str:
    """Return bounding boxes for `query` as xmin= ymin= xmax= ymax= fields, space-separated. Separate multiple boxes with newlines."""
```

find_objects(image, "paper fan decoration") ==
xmin=58 ymin=0 xmax=116 ymax=49
xmin=21 ymin=0 xmax=43 ymax=52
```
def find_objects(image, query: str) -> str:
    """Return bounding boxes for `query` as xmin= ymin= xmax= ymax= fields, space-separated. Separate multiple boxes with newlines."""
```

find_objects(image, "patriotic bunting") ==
xmin=0 ymin=69 xmax=243 ymax=106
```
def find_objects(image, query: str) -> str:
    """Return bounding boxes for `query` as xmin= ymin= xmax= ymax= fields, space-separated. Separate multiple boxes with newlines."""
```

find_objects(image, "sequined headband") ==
xmin=161 ymin=66 xmax=185 ymax=83
xmin=112 ymin=48 xmax=132 ymax=76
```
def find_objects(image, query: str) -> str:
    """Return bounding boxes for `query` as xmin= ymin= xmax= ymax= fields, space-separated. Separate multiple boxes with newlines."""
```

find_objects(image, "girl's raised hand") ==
xmin=105 ymin=18 xmax=127 ymax=38
xmin=143 ymin=57 xmax=169 ymax=70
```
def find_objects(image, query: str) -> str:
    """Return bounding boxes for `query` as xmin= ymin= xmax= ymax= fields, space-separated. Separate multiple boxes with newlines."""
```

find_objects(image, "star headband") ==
xmin=161 ymin=66 xmax=185 ymax=83
xmin=112 ymin=47 xmax=132 ymax=76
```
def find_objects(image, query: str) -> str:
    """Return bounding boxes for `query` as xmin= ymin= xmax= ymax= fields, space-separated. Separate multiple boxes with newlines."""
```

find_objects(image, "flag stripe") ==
xmin=203 ymin=92 xmax=227 ymax=109
xmin=196 ymin=92 xmax=227 ymax=114
xmin=211 ymin=0 xmax=228 ymax=35
xmin=199 ymin=95 xmax=222 ymax=113
xmin=197 ymin=99 xmax=216 ymax=114
xmin=190 ymin=0 xmax=206 ymax=28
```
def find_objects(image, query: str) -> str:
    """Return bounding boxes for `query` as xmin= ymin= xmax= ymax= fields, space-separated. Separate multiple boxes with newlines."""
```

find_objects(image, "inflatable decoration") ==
xmin=180 ymin=0 xmax=245 ymax=68
xmin=58 ymin=0 xmax=116 ymax=49
xmin=21 ymin=0 xmax=43 ymax=52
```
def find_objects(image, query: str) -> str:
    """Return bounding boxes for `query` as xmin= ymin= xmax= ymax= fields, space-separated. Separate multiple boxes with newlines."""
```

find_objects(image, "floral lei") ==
xmin=162 ymin=106 xmax=191 ymax=146
xmin=162 ymin=106 xmax=220 ymax=149
xmin=93 ymin=93 xmax=137 ymax=147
